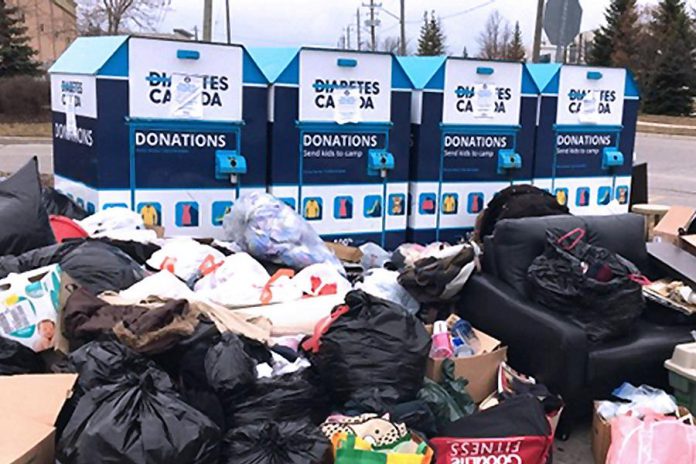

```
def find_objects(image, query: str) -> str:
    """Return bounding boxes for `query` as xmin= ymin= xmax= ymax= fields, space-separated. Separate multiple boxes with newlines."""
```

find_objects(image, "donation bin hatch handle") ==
xmin=177 ymin=49 xmax=200 ymax=60
xmin=337 ymin=58 xmax=358 ymax=67
xmin=587 ymin=71 xmax=603 ymax=80
xmin=476 ymin=66 xmax=494 ymax=75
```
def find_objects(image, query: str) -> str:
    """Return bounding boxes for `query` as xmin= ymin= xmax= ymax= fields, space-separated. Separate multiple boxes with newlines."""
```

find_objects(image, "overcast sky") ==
xmin=159 ymin=0 xmax=695 ymax=54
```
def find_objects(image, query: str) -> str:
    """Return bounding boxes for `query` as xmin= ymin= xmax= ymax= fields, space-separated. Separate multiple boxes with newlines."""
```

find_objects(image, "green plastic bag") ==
xmin=417 ymin=359 xmax=475 ymax=429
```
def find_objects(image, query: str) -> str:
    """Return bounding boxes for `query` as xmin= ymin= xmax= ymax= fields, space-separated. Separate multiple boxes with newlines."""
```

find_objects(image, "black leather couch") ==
xmin=458 ymin=214 xmax=696 ymax=436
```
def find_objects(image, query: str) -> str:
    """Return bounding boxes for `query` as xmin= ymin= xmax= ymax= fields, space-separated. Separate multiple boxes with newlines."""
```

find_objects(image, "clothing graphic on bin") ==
xmin=443 ymin=195 xmax=457 ymax=214
xmin=422 ymin=198 xmax=435 ymax=213
xmin=140 ymin=205 xmax=158 ymax=226
xmin=338 ymin=198 xmax=352 ymax=218
xmin=556 ymin=190 xmax=567 ymax=206
xmin=305 ymin=200 xmax=321 ymax=219
xmin=182 ymin=204 xmax=192 ymax=226
xmin=470 ymin=195 xmax=482 ymax=213
xmin=391 ymin=196 xmax=404 ymax=215
xmin=367 ymin=199 xmax=382 ymax=218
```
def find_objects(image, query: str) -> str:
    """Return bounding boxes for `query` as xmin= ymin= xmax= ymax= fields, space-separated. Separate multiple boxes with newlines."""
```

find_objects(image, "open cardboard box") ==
xmin=654 ymin=206 xmax=696 ymax=246
xmin=0 ymin=374 xmax=77 ymax=464
xmin=425 ymin=326 xmax=508 ymax=403
xmin=591 ymin=401 xmax=693 ymax=464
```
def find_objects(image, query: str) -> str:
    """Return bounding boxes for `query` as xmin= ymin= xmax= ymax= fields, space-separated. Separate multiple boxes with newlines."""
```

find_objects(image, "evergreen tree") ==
xmin=0 ymin=1 xmax=41 ymax=76
xmin=643 ymin=0 xmax=696 ymax=115
xmin=417 ymin=10 xmax=447 ymax=56
xmin=589 ymin=0 xmax=641 ymax=67
xmin=506 ymin=21 xmax=526 ymax=61
xmin=462 ymin=46 xmax=469 ymax=58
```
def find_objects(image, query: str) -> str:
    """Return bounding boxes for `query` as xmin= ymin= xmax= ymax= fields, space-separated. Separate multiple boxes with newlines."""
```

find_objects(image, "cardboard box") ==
xmin=654 ymin=206 xmax=696 ymax=245
xmin=681 ymin=235 xmax=696 ymax=257
xmin=591 ymin=401 xmax=694 ymax=464
xmin=425 ymin=328 xmax=508 ymax=403
xmin=592 ymin=402 xmax=611 ymax=464
xmin=0 ymin=265 xmax=62 ymax=352
xmin=0 ymin=374 xmax=77 ymax=464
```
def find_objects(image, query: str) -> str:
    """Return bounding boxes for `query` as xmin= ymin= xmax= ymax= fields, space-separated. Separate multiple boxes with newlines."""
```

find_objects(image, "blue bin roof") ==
xmin=526 ymin=63 xmax=562 ymax=94
xmin=396 ymin=56 xmax=446 ymax=90
xmin=49 ymin=36 xmax=129 ymax=75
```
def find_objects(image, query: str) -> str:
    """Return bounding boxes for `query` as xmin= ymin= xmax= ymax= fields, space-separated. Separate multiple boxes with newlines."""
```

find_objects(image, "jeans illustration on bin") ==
xmin=529 ymin=64 xmax=639 ymax=214
xmin=400 ymin=57 xmax=538 ymax=243
xmin=49 ymin=36 xmax=269 ymax=238
xmin=253 ymin=47 xmax=413 ymax=248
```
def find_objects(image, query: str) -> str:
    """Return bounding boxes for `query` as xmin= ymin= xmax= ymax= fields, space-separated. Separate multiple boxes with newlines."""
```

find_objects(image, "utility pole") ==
xmin=399 ymin=0 xmax=405 ymax=56
xmin=362 ymin=0 xmax=381 ymax=51
xmin=346 ymin=26 xmax=351 ymax=50
xmin=203 ymin=0 xmax=213 ymax=42
xmin=532 ymin=0 xmax=544 ymax=62
xmin=356 ymin=8 xmax=362 ymax=50
xmin=225 ymin=0 xmax=231 ymax=44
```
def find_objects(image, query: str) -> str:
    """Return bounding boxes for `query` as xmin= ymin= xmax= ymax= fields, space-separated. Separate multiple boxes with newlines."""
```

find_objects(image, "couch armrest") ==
xmin=457 ymin=274 xmax=589 ymax=402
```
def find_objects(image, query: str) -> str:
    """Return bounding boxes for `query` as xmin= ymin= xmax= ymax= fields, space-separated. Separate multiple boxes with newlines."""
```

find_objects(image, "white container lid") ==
xmin=665 ymin=342 xmax=696 ymax=382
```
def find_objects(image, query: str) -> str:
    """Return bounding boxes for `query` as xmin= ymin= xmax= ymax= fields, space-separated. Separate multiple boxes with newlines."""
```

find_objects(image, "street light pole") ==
xmin=203 ymin=0 xmax=213 ymax=42
xmin=399 ymin=0 xmax=406 ymax=55
xmin=532 ymin=0 xmax=544 ymax=62
xmin=225 ymin=0 xmax=231 ymax=44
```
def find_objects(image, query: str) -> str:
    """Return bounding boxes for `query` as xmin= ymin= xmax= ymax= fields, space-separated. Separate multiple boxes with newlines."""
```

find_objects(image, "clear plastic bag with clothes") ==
xmin=223 ymin=193 xmax=343 ymax=274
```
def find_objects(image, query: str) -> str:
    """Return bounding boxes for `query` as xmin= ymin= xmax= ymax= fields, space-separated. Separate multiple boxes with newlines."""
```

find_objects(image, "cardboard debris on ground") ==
xmin=324 ymin=242 xmax=363 ymax=263
xmin=0 ymin=374 xmax=77 ymax=464
xmin=425 ymin=326 xmax=508 ymax=403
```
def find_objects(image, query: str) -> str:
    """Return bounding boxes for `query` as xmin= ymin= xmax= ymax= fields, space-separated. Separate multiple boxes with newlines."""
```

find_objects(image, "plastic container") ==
xmin=665 ymin=342 xmax=696 ymax=414
xmin=430 ymin=321 xmax=453 ymax=359
xmin=49 ymin=215 xmax=88 ymax=243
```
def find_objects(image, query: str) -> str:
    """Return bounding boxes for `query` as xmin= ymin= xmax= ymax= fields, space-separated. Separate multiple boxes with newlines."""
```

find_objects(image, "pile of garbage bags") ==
xmin=0 ymin=160 xmax=560 ymax=464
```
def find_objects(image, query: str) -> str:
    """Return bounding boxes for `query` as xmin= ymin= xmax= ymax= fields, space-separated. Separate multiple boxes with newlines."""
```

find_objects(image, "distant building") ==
xmin=8 ymin=0 xmax=77 ymax=67
xmin=538 ymin=30 xmax=595 ymax=65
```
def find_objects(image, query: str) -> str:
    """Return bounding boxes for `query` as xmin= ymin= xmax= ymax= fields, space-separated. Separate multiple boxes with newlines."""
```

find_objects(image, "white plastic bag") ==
xmin=79 ymin=207 xmax=146 ymax=238
xmin=146 ymin=238 xmax=225 ymax=285
xmin=355 ymin=268 xmax=420 ymax=314
xmin=292 ymin=263 xmax=352 ymax=298
xmin=119 ymin=271 xmax=195 ymax=302
xmin=193 ymin=253 xmax=301 ymax=308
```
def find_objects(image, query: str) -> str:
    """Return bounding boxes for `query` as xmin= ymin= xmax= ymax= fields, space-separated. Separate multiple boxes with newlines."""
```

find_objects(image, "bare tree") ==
xmin=380 ymin=36 xmax=404 ymax=54
xmin=77 ymin=0 xmax=170 ymax=35
xmin=477 ymin=10 xmax=512 ymax=60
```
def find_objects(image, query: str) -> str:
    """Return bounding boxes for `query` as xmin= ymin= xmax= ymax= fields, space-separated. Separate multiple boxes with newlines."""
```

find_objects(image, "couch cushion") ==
xmin=587 ymin=320 xmax=695 ymax=396
xmin=492 ymin=214 xmax=647 ymax=297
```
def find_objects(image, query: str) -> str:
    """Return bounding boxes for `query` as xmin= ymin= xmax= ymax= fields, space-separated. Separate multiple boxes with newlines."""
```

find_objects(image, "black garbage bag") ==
xmin=222 ymin=420 xmax=331 ymax=464
xmin=0 ymin=239 xmax=83 ymax=278
xmin=96 ymin=237 xmax=160 ymax=265
xmin=57 ymin=342 xmax=220 ymax=464
xmin=227 ymin=370 xmax=330 ymax=428
xmin=527 ymin=229 xmax=645 ymax=342
xmin=0 ymin=337 xmax=45 ymax=375
xmin=152 ymin=321 xmax=227 ymax=429
xmin=418 ymin=378 xmax=473 ymax=430
xmin=0 ymin=239 xmax=145 ymax=292
xmin=306 ymin=290 xmax=431 ymax=407
xmin=0 ymin=157 xmax=55 ymax=256
xmin=41 ymin=187 xmax=88 ymax=220
xmin=60 ymin=240 xmax=146 ymax=294
xmin=477 ymin=184 xmax=570 ymax=239
xmin=205 ymin=332 xmax=257 ymax=396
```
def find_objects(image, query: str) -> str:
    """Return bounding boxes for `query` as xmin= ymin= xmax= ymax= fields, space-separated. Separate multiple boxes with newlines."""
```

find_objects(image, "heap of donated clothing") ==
xmin=3 ymin=160 xmax=644 ymax=464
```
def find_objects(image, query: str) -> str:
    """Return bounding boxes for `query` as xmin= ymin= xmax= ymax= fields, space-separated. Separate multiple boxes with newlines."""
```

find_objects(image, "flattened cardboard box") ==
xmin=654 ymin=206 xmax=696 ymax=245
xmin=0 ymin=374 xmax=77 ymax=464
xmin=425 ymin=327 xmax=508 ymax=403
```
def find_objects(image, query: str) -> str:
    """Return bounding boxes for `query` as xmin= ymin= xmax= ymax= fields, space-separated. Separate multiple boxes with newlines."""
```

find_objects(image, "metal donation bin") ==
xmin=529 ymin=64 xmax=639 ymax=214
xmin=400 ymin=56 xmax=538 ymax=243
xmin=49 ymin=35 xmax=268 ymax=237
xmin=251 ymin=47 xmax=413 ymax=248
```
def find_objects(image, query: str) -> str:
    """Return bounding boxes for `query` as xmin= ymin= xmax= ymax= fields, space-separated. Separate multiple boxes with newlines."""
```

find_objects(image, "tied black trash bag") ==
xmin=205 ymin=332 xmax=257 ymax=396
xmin=41 ymin=186 xmax=88 ymax=220
xmin=306 ymin=290 xmax=431 ymax=407
xmin=0 ymin=336 xmax=44 ymax=375
xmin=222 ymin=420 xmax=331 ymax=464
xmin=527 ymin=228 xmax=645 ymax=342
xmin=226 ymin=369 xmax=330 ymax=428
xmin=0 ymin=157 xmax=55 ymax=256
xmin=57 ymin=341 xmax=221 ymax=464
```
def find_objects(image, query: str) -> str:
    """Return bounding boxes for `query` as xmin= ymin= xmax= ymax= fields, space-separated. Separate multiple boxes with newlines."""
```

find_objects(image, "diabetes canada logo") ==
xmin=311 ymin=79 xmax=380 ymax=109
xmin=146 ymin=71 xmax=229 ymax=107
xmin=454 ymin=84 xmax=512 ymax=114
xmin=566 ymin=89 xmax=617 ymax=114
xmin=60 ymin=80 xmax=84 ymax=108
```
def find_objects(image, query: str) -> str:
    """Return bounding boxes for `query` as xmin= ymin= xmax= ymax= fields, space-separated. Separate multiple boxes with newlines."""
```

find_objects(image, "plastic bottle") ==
xmin=430 ymin=320 xmax=453 ymax=359
xmin=451 ymin=319 xmax=481 ymax=357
